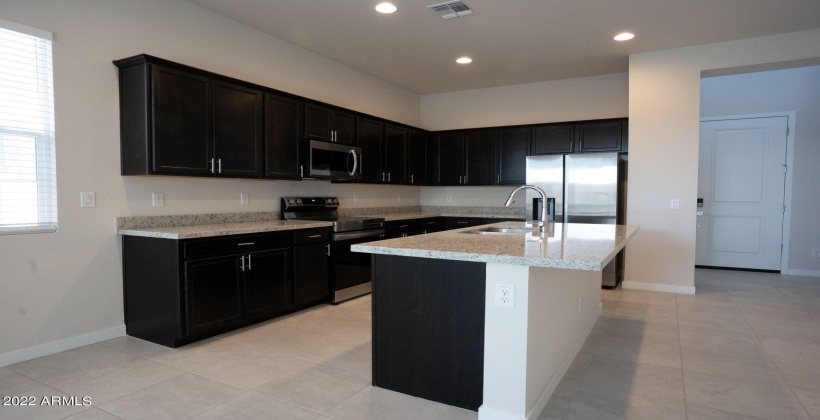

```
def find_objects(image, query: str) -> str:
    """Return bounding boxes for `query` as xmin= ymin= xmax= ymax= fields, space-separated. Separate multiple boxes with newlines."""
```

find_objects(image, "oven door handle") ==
xmin=348 ymin=149 xmax=358 ymax=177
xmin=334 ymin=228 xmax=385 ymax=241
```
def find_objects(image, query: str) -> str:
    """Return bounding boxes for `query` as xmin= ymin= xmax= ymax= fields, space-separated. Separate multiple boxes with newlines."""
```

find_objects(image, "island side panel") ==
xmin=372 ymin=255 xmax=486 ymax=411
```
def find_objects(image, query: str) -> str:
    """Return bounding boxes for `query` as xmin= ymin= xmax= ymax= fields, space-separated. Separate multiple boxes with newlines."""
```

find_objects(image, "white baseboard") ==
xmin=478 ymin=306 xmax=602 ymax=420
xmin=783 ymin=269 xmax=820 ymax=277
xmin=622 ymin=281 xmax=696 ymax=295
xmin=0 ymin=325 xmax=126 ymax=368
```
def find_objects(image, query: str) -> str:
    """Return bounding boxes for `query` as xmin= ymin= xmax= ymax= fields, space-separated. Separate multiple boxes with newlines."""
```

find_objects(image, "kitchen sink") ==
xmin=463 ymin=226 xmax=540 ymax=235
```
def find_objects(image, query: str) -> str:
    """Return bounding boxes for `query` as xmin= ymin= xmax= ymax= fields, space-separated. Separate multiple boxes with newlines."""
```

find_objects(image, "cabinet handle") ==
xmin=498 ymin=175 xmax=500 ymax=184
xmin=457 ymin=221 xmax=468 ymax=224
xmin=387 ymin=172 xmax=391 ymax=183
xmin=247 ymin=254 xmax=252 ymax=270
xmin=326 ymin=244 xmax=331 ymax=256
xmin=218 ymin=158 xmax=222 ymax=174
xmin=210 ymin=158 xmax=215 ymax=174
xmin=381 ymin=172 xmax=386 ymax=182
xmin=330 ymin=130 xmax=334 ymax=141
xmin=463 ymin=174 xmax=467 ymax=183
xmin=240 ymin=255 xmax=245 ymax=271
xmin=237 ymin=242 xmax=255 ymax=246
xmin=308 ymin=234 xmax=322 ymax=238
xmin=410 ymin=174 xmax=414 ymax=184
xmin=459 ymin=175 xmax=462 ymax=184
xmin=423 ymin=230 xmax=427 ymax=234
xmin=299 ymin=165 xmax=304 ymax=178
xmin=426 ymin=221 xmax=436 ymax=224
xmin=570 ymin=140 xmax=574 ymax=151
xmin=399 ymin=224 xmax=409 ymax=228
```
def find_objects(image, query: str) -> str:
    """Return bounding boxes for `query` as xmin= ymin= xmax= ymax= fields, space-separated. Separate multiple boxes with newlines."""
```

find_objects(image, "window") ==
xmin=0 ymin=19 xmax=56 ymax=235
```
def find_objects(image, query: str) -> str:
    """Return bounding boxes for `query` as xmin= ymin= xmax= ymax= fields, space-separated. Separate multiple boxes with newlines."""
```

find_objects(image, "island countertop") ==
xmin=352 ymin=221 xmax=639 ymax=271
xmin=117 ymin=220 xmax=333 ymax=239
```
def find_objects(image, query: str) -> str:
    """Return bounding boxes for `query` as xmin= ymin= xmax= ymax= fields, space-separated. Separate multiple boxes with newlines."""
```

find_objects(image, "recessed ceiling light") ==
xmin=614 ymin=32 xmax=635 ymax=41
xmin=456 ymin=57 xmax=473 ymax=64
xmin=375 ymin=2 xmax=397 ymax=13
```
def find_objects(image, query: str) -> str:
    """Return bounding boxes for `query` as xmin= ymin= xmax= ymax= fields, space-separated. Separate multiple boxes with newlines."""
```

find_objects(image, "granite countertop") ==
xmin=352 ymin=222 xmax=639 ymax=271
xmin=117 ymin=220 xmax=333 ymax=239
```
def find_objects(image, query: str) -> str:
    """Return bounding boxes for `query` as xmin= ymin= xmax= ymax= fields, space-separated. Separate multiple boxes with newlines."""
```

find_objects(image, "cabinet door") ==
xmin=294 ymin=243 xmax=330 ymax=305
xmin=531 ymin=124 xmax=575 ymax=155
xmin=465 ymin=129 xmax=495 ymax=185
xmin=244 ymin=248 xmax=292 ymax=320
xmin=578 ymin=120 xmax=624 ymax=152
xmin=151 ymin=65 xmax=213 ymax=175
xmin=213 ymin=81 xmax=264 ymax=177
xmin=184 ymin=255 xmax=243 ymax=337
xmin=305 ymin=104 xmax=332 ymax=142
xmin=497 ymin=127 xmax=529 ymax=184
xmin=356 ymin=117 xmax=384 ymax=182
xmin=265 ymin=94 xmax=302 ymax=179
xmin=445 ymin=217 xmax=483 ymax=230
xmin=437 ymin=132 xmax=465 ymax=185
xmin=407 ymin=130 xmax=430 ymax=185
xmin=331 ymin=111 xmax=356 ymax=145
xmin=384 ymin=125 xmax=407 ymax=184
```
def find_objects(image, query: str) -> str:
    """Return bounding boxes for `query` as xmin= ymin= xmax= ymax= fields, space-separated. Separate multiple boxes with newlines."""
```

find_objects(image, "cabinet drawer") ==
xmin=420 ymin=217 xmax=445 ymax=233
xmin=445 ymin=217 xmax=483 ymax=230
xmin=294 ymin=228 xmax=329 ymax=245
xmin=183 ymin=232 xmax=291 ymax=259
xmin=385 ymin=220 xmax=423 ymax=235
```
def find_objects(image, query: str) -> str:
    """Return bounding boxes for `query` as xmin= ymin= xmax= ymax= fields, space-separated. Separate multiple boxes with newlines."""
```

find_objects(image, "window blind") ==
xmin=0 ymin=19 xmax=56 ymax=235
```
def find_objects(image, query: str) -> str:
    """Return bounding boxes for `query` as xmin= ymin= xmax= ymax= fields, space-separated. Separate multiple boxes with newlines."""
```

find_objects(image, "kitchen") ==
xmin=2 ymin=0 xmax=820 ymax=419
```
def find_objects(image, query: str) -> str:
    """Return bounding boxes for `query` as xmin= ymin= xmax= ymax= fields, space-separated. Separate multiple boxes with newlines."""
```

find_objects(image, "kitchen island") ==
xmin=352 ymin=222 xmax=638 ymax=420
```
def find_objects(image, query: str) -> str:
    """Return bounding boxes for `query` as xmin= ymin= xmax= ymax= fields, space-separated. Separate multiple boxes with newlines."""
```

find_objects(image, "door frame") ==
xmin=699 ymin=112 xmax=795 ymax=273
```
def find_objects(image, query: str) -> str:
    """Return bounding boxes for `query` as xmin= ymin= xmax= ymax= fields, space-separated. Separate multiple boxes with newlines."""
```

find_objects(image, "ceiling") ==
xmin=187 ymin=0 xmax=820 ymax=94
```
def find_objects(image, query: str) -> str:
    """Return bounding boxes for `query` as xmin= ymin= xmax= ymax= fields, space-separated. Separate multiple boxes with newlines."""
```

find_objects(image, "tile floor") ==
xmin=1 ymin=269 xmax=818 ymax=420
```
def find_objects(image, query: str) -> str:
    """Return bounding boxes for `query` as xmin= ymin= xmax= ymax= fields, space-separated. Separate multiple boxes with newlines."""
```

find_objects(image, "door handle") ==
xmin=697 ymin=211 xmax=704 ymax=216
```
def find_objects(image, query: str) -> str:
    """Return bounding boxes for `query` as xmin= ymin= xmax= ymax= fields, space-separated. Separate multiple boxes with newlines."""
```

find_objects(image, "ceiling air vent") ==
xmin=427 ymin=1 xmax=473 ymax=20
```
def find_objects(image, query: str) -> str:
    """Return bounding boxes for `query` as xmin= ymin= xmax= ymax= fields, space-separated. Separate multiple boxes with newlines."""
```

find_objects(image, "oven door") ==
xmin=331 ymin=228 xmax=384 ymax=294
xmin=306 ymin=140 xmax=361 ymax=179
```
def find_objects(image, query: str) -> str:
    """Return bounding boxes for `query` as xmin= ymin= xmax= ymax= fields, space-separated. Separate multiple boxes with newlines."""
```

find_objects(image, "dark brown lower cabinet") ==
xmin=293 ymin=243 xmax=330 ymax=305
xmin=123 ymin=228 xmax=329 ymax=348
xmin=373 ymin=255 xmax=485 ymax=411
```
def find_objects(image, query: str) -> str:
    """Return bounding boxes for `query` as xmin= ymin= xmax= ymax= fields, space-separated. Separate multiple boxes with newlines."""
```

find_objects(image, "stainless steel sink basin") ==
xmin=464 ymin=226 xmax=540 ymax=235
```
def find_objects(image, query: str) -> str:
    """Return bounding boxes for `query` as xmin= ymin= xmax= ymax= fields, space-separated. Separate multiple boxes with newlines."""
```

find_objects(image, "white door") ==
xmin=696 ymin=117 xmax=788 ymax=270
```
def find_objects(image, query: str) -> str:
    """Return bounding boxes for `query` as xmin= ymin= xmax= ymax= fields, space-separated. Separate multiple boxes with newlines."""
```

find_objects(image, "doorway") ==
xmin=696 ymin=116 xmax=789 ymax=270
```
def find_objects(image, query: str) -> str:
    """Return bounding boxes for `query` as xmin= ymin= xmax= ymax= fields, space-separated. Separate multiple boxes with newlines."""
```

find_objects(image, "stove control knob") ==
xmin=325 ymin=198 xmax=332 ymax=204
xmin=287 ymin=199 xmax=295 ymax=205
xmin=296 ymin=199 xmax=302 ymax=204
xmin=333 ymin=198 xmax=339 ymax=204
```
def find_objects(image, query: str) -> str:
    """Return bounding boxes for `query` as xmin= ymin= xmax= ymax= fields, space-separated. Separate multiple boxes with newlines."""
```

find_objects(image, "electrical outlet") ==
xmin=446 ymin=194 xmax=453 ymax=202
xmin=494 ymin=284 xmax=515 ymax=308
xmin=353 ymin=194 xmax=359 ymax=203
xmin=670 ymin=199 xmax=680 ymax=209
xmin=397 ymin=194 xmax=401 ymax=202
xmin=812 ymin=249 xmax=820 ymax=258
xmin=80 ymin=192 xmax=95 ymax=208
xmin=240 ymin=193 xmax=249 ymax=205
xmin=152 ymin=193 xmax=165 ymax=207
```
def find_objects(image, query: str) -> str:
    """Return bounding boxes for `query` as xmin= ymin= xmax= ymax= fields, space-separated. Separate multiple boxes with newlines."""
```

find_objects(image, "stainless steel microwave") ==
xmin=303 ymin=140 xmax=361 ymax=180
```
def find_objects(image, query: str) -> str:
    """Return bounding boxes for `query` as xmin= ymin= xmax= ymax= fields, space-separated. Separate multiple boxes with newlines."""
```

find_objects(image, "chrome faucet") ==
xmin=504 ymin=185 xmax=551 ymax=230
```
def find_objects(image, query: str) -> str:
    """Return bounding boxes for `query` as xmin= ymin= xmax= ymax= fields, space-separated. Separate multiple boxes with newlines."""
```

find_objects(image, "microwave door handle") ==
xmin=348 ymin=149 xmax=358 ymax=176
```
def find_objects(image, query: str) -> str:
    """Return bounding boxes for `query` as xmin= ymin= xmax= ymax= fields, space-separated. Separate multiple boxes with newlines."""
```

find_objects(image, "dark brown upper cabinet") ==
xmin=116 ymin=56 xmax=263 ymax=178
xmin=496 ymin=127 xmax=529 ymax=185
xmin=264 ymin=94 xmax=302 ymax=180
xmin=577 ymin=120 xmax=626 ymax=152
xmin=383 ymin=125 xmax=407 ymax=184
xmin=356 ymin=117 xmax=384 ymax=183
xmin=436 ymin=131 xmax=466 ymax=185
xmin=305 ymin=104 xmax=355 ymax=145
xmin=407 ymin=130 xmax=434 ymax=185
xmin=531 ymin=124 xmax=576 ymax=155
xmin=464 ymin=129 xmax=495 ymax=185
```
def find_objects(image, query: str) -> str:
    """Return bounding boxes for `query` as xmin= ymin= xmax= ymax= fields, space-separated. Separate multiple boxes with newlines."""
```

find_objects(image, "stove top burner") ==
xmin=281 ymin=197 xmax=384 ymax=232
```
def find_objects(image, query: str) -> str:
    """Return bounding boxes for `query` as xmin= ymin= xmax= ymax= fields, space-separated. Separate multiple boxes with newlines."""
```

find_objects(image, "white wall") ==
xmin=0 ymin=0 xmax=421 ymax=361
xmin=419 ymin=73 xmax=629 ymax=207
xmin=626 ymin=29 xmax=820 ymax=291
xmin=700 ymin=66 xmax=820 ymax=273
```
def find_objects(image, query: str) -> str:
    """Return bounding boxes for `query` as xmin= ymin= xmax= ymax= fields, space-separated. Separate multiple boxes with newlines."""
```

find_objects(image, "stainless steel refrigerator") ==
xmin=525 ymin=152 xmax=628 ymax=288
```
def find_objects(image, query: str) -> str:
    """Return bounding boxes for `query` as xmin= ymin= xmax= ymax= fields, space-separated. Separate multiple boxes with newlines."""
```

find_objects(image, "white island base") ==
xmin=480 ymin=264 xmax=601 ymax=420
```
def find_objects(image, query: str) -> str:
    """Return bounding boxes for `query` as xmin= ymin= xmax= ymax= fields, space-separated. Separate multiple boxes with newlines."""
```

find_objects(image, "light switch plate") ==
xmin=670 ymin=199 xmax=680 ymax=209
xmin=80 ymin=192 xmax=95 ymax=208
xmin=240 ymin=193 xmax=249 ymax=205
